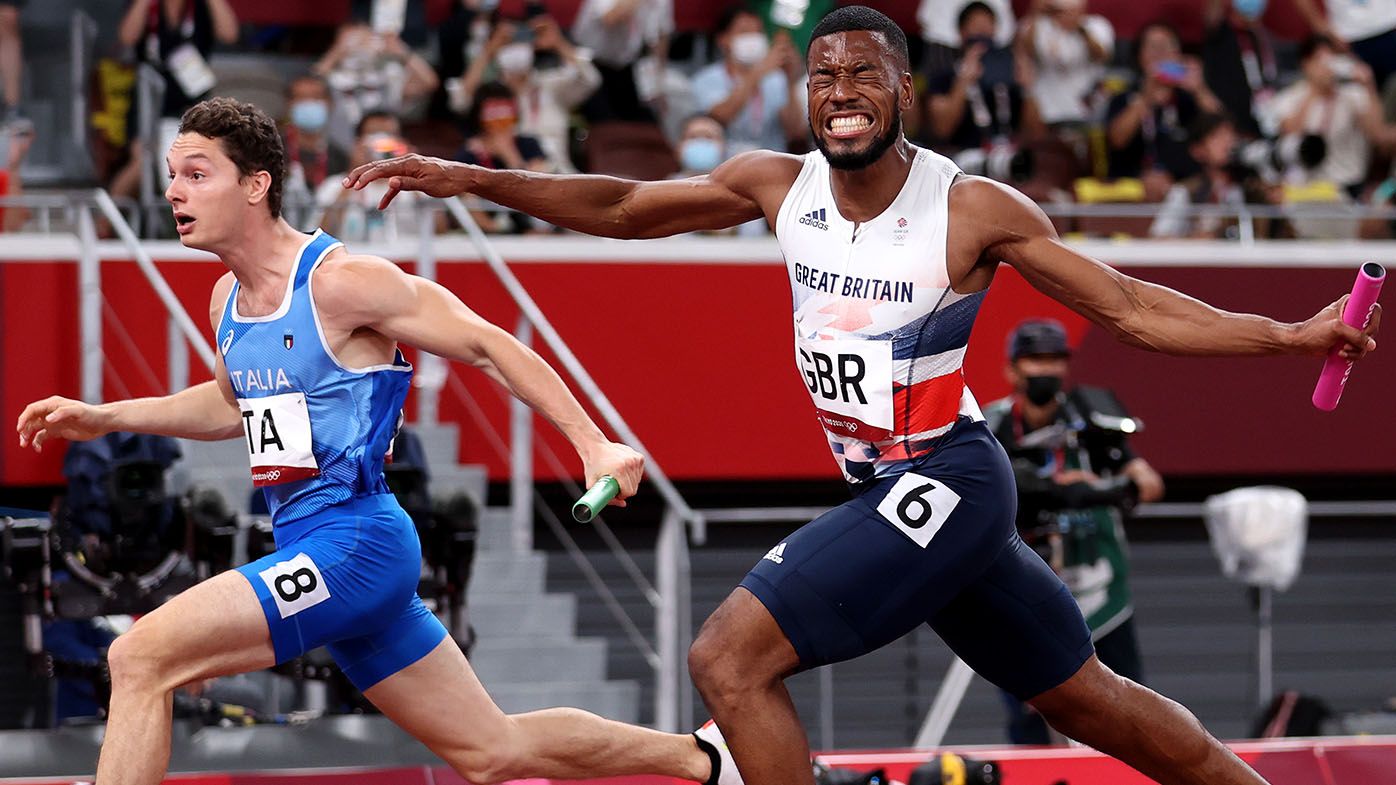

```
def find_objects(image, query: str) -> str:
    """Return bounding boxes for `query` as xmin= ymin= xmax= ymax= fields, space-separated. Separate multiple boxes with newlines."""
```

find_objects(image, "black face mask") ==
xmin=1023 ymin=375 xmax=1062 ymax=406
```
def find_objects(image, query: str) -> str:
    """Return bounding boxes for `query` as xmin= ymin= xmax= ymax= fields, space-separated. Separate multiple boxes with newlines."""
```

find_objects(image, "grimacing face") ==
xmin=165 ymin=132 xmax=272 ymax=251
xmin=806 ymin=30 xmax=912 ymax=171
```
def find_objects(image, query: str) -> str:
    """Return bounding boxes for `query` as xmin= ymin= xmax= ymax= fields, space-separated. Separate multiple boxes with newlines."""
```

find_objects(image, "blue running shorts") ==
xmin=235 ymin=493 xmax=447 ymax=691
xmin=740 ymin=419 xmax=1094 ymax=700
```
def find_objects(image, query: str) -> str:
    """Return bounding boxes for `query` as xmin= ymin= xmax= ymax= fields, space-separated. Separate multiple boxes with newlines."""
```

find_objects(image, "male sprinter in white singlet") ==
xmin=15 ymin=99 xmax=742 ymax=785
xmin=347 ymin=8 xmax=1381 ymax=785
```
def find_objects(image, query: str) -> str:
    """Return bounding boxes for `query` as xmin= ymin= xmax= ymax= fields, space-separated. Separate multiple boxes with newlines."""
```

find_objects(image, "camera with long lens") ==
xmin=1226 ymin=134 xmax=1327 ymax=184
xmin=953 ymin=144 xmax=1035 ymax=184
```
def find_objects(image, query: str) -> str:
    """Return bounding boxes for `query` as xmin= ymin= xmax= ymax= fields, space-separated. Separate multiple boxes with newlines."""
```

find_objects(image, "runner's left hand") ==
xmin=581 ymin=441 xmax=645 ymax=508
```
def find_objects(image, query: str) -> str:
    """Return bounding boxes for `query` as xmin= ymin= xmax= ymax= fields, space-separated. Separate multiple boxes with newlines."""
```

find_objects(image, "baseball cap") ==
xmin=1007 ymin=319 xmax=1071 ymax=360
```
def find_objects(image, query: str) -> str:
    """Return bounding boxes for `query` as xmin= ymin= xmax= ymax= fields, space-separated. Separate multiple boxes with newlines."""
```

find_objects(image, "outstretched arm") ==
xmin=316 ymin=255 xmax=644 ymax=502
xmin=954 ymin=177 xmax=1381 ymax=359
xmin=341 ymin=150 xmax=799 ymax=239
xmin=17 ymin=277 xmax=244 ymax=451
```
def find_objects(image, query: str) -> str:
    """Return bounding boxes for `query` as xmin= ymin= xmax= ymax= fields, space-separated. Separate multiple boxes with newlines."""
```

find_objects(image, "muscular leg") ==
xmin=1029 ymin=657 xmax=1267 ymax=785
xmin=97 ymin=570 xmax=276 ymax=785
xmin=689 ymin=588 xmax=812 ymax=785
xmin=364 ymin=636 xmax=712 ymax=785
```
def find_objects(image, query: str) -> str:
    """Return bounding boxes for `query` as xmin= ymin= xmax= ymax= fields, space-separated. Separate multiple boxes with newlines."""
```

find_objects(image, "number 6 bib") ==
xmin=876 ymin=472 xmax=961 ymax=548
xmin=239 ymin=391 xmax=321 ymax=486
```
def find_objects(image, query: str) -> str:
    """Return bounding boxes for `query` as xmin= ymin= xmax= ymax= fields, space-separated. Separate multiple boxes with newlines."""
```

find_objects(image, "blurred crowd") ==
xmin=6 ymin=0 xmax=1396 ymax=240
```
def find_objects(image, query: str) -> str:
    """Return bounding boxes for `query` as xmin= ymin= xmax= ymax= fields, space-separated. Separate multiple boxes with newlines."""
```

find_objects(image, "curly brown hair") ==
xmin=178 ymin=97 xmax=288 ymax=218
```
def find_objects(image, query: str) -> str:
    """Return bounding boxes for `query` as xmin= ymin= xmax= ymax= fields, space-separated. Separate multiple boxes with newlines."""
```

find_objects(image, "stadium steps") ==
xmin=544 ymin=536 xmax=1396 ymax=746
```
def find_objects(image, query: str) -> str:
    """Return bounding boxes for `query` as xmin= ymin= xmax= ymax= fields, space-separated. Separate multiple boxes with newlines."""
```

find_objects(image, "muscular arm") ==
xmin=344 ymin=150 xmax=797 ymax=239
xmin=317 ymin=256 xmax=608 ymax=455
xmin=952 ymin=177 xmax=1380 ymax=357
xmin=106 ymin=275 xmax=243 ymax=439
xmin=16 ymin=276 xmax=243 ymax=450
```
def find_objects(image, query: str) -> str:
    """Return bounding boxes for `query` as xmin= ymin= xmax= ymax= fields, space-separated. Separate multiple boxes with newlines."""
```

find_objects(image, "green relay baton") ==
xmin=572 ymin=476 xmax=620 ymax=523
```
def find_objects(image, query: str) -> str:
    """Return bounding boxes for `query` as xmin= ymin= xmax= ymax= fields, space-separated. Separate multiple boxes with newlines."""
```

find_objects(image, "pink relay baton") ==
xmin=1312 ymin=262 xmax=1385 ymax=411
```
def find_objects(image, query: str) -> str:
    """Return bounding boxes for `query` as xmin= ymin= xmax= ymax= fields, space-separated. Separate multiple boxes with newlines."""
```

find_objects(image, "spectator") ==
xmin=692 ymin=7 xmax=805 ymax=158
xmin=456 ymin=13 xmax=601 ymax=173
xmin=984 ymin=320 xmax=1164 ymax=746
xmin=1150 ymin=112 xmax=1275 ymax=238
xmin=315 ymin=111 xmax=423 ymax=243
xmin=1360 ymin=170 xmax=1396 ymax=238
xmin=1201 ymin=0 xmax=1280 ymax=138
xmin=314 ymin=20 xmax=439 ymax=153
xmin=1016 ymin=0 xmax=1113 ymax=129
xmin=456 ymin=82 xmax=549 ymax=233
xmin=282 ymin=75 xmax=347 ymax=223
xmin=675 ymin=114 xmax=726 ymax=177
xmin=110 ymin=0 xmax=238 ymax=209
xmin=927 ymin=2 xmax=1043 ymax=156
xmin=0 ymin=0 xmax=24 ymax=130
xmin=1105 ymin=21 xmax=1221 ymax=195
xmin=1292 ymin=0 xmax=1396 ymax=94
xmin=1265 ymin=36 xmax=1396 ymax=196
xmin=918 ymin=0 xmax=1015 ymax=77
xmin=0 ymin=123 xmax=30 ymax=231
xmin=571 ymin=0 xmax=673 ymax=122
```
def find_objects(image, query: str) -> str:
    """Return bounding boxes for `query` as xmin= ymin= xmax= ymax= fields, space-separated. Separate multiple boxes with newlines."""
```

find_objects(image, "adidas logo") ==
xmin=763 ymin=542 xmax=787 ymax=564
xmin=799 ymin=208 xmax=829 ymax=231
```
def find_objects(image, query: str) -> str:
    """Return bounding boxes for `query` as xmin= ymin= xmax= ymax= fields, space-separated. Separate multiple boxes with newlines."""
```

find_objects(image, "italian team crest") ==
xmin=283 ymin=331 xmax=294 ymax=350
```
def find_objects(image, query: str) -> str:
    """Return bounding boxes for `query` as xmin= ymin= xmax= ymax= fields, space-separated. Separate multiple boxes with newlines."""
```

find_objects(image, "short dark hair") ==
xmin=715 ymin=3 xmax=760 ymax=36
xmin=1187 ymin=111 xmax=1233 ymax=146
xmin=355 ymin=109 xmax=400 ymax=138
xmin=463 ymin=81 xmax=517 ymax=135
xmin=957 ymin=1 xmax=996 ymax=31
xmin=1299 ymin=34 xmax=1338 ymax=63
xmin=810 ymin=5 xmax=910 ymax=70
xmin=178 ymin=97 xmax=286 ymax=219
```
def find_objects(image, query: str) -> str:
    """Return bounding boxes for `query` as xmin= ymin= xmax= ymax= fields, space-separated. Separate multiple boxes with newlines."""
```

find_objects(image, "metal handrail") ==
xmin=441 ymin=195 xmax=706 ymax=539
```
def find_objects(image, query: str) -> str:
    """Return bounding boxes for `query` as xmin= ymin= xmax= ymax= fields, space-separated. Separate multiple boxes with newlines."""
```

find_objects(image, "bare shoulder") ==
xmin=311 ymin=250 xmax=411 ymax=316
xmin=710 ymin=149 xmax=805 ymax=196
xmin=947 ymin=174 xmax=1056 ymax=246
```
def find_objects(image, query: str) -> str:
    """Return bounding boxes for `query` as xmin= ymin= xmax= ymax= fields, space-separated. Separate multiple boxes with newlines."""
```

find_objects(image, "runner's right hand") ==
xmin=16 ymin=396 xmax=112 ymax=452
xmin=343 ymin=154 xmax=478 ymax=210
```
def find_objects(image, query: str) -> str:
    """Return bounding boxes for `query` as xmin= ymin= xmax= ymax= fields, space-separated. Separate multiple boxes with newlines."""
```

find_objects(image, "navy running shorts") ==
xmin=236 ymin=493 xmax=447 ymax=691
xmin=740 ymin=419 xmax=1094 ymax=700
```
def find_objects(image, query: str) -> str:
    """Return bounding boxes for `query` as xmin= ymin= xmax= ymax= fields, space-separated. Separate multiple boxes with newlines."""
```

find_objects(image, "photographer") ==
xmin=451 ymin=7 xmax=601 ymax=173
xmin=1150 ymin=112 xmax=1281 ymax=238
xmin=983 ymin=320 xmax=1164 ymax=745
xmin=926 ymin=2 xmax=1044 ymax=173
xmin=315 ymin=111 xmax=423 ymax=242
xmin=1105 ymin=22 xmax=1222 ymax=197
xmin=1265 ymin=35 xmax=1396 ymax=197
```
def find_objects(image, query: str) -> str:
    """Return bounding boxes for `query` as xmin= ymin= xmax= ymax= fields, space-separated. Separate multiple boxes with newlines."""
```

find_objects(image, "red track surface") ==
xmin=4 ymin=736 xmax=1395 ymax=785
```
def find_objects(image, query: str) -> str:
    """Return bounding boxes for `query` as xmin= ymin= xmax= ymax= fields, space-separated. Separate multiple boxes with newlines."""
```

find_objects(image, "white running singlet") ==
xmin=776 ymin=147 xmax=987 ymax=484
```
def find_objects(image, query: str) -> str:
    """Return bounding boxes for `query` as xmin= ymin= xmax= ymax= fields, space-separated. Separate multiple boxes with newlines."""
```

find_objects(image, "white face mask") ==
xmin=497 ymin=42 xmax=534 ymax=76
xmin=730 ymin=32 xmax=769 ymax=66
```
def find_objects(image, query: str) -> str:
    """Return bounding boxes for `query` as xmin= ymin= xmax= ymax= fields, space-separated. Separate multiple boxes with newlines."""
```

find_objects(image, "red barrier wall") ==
xmin=2 ymin=258 xmax=1391 ymax=488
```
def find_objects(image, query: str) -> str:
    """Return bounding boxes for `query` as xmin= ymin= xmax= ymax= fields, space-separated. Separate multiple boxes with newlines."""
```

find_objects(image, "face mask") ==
xmin=730 ymin=32 xmax=769 ymax=66
xmin=1233 ymin=0 xmax=1268 ymax=20
xmin=290 ymin=100 xmax=328 ymax=133
xmin=1024 ymin=375 xmax=1063 ymax=406
xmin=680 ymin=138 xmax=723 ymax=173
xmin=497 ymin=42 xmax=535 ymax=76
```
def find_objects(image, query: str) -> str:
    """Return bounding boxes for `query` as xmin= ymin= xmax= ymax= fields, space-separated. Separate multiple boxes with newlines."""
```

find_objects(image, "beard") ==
xmin=812 ymin=112 xmax=902 ymax=171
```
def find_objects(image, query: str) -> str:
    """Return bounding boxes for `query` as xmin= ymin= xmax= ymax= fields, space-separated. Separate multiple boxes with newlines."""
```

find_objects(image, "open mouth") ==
xmin=174 ymin=214 xmax=196 ymax=234
xmin=826 ymin=113 xmax=874 ymax=139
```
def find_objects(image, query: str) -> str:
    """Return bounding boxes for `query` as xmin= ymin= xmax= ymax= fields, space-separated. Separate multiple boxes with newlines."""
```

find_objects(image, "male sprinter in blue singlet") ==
xmin=15 ymin=98 xmax=740 ymax=785
xmin=344 ymin=8 xmax=1382 ymax=785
